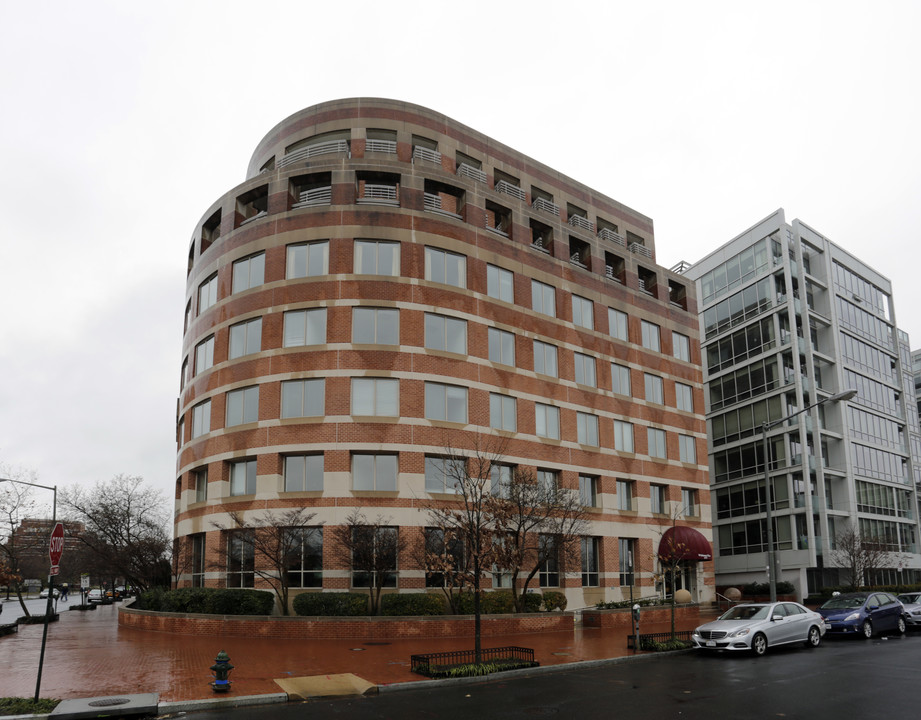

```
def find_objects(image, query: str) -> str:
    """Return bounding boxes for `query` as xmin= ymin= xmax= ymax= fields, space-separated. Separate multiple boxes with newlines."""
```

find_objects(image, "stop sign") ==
xmin=49 ymin=522 xmax=65 ymax=567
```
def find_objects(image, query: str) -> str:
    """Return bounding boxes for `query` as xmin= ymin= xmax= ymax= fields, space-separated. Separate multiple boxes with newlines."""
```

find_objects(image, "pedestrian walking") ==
xmin=61 ymin=583 xmax=69 ymax=602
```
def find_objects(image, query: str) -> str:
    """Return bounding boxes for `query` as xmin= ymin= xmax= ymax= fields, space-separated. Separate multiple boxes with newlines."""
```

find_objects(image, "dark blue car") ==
xmin=818 ymin=591 xmax=906 ymax=637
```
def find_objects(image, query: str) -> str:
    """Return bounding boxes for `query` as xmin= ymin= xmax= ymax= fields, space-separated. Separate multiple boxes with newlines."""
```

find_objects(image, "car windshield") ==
xmin=720 ymin=605 xmax=770 ymax=621
xmin=821 ymin=596 xmax=865 ymax=609
xmin=898 ymin=594 xmax=920 ymax=604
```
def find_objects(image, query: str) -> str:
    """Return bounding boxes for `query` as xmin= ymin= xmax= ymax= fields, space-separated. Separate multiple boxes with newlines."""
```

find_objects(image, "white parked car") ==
xmin=39 ymin=588 xmax=60 ymax=599
xmin=897 ymin=592 xmax=921 ymax=627
xmin=692 ymin=602 xmax=826 ymax=656
xmin=87 ymin=589 xmax=104 ymax=603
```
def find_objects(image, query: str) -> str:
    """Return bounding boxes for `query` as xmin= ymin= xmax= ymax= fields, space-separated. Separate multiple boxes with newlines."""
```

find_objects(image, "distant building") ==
xmin=173 ymin=98 xmax=713 ymax=610
xmin=911 ymin=349 xmax=921 ymax=424
xmin=682 ymin=209 xmax=921 ymax=596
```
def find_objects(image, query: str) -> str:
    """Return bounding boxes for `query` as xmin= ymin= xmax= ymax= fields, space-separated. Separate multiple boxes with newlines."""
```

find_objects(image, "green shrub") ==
xmin=741 ymin=581 xmax=795 ymax=596
xmin=292 ymin=592 xmax=368 ymax=616
xmin=541 ymin=591 xmax=567 ymax=611
xmin=381 ymin=593 xmax=446 ymax=616
xmin=137 ymin=587 xmax=167 ymax=611
xmin=135 ymin=588 xmax=273 ymax=615
xmin=594 ymin=597 xmax=661 ymax=609
xmin=519 ymin=592 xmax=543 ymax=613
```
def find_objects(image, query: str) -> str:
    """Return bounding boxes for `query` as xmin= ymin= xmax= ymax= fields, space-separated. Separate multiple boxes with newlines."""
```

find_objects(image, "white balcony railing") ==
xmin=365 ymin=139 xmax=397 ymax=154
xmin=568 ymin=215 xmax=594 ymax=233
xmin=598 ymin=227 xmax=625 ymax=246
xmin=532 ymin=197 xmax=560 ymax=216
xmin=629 ymin=242 xmax=652 ymax=258
xmin=423 ymin=192 xmax=461 ymax=218
xmin=456 ymin=163 xmax=487 ymax=183
xmin=495 ymin=179 xmax=526 ymax=202
xmin=358 ymin=184 xmax=398 ymax=204
xmin=293 ymin=186 xmax=332 ymax=208
xmin=278 ymin=140 xmax=350 ymax=168
xmin=413 ymin=146 xmax=442 ymax=165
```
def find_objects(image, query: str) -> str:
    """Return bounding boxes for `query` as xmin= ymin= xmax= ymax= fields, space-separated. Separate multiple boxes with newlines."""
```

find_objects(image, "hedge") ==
xmin=137 ymin=587 xmax=274 ymax=615
xmin=741 ymin=581 xmax=795 ymax=596
xmin=454 ymin=590 xmax=542 ymax=614
xmin=292 ymin=592 xmax=368 ymax=616
xmin=380 ymin=593 xmax=447 ymax=616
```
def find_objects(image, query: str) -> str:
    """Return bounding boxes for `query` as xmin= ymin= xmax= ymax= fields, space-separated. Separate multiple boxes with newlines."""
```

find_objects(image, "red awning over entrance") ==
xmin=658 ymin=526 xmax=712 ymax=562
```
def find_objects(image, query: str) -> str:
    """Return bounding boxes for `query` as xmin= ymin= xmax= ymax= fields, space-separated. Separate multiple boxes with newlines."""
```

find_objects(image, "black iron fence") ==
xmin=411 ymin=646 xmax=537 ymax=677
xmin=627 ymin=630 xmax=694 ymax=650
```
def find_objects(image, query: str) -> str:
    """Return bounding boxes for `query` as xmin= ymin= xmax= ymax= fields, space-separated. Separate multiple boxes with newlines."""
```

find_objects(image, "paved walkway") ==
xmin=0 ymin=600 xmax=718 ymax=702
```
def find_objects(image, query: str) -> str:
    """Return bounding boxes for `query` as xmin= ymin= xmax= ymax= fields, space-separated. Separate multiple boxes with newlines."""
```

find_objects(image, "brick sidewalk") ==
xmin=0 ymin=601 xmax=715 ymax=702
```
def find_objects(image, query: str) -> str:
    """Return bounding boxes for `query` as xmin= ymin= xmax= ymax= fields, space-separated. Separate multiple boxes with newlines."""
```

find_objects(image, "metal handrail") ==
xmin=456 ymin=163 xmax=486 ymax=183
xmin=365 ymin=139 xmax=396 ymax=154
xmin=413 ymin=146 xmax=442 ymax=164
xmin=532 ymin=197 xmax=559 ymax=216
xmin=598 ymin=227 xmax=625 ymax=246
xmin=495 ymin=179 xmax=526 ymax=201
xmin=629 ymin=242 xmax=652 ymax=258
xmin=279 ymin=140 xmax=350 ymax=167
xmin=358 ymin=184 xmax=398 ymax=202
xmin=568 ymin=214 xmax=594 ymax=232
xmin=293 ymin=186 xmax=332 ymax=207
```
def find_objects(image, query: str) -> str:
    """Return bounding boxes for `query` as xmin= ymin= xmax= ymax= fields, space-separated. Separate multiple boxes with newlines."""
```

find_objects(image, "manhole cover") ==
xmin=350 ymin=647 xmax=366 ymax=651
xmin=88 ymin=698 xmax=131 ymax=707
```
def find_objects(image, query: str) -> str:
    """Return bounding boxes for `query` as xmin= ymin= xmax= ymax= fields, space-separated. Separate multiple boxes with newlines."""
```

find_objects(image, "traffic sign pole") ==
xmin=35 ymin=522 xmax=64 ymax=702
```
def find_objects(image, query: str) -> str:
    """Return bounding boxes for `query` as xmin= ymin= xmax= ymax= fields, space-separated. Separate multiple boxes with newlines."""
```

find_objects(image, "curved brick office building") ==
xmin=173 ymin=98 xmax=712 ymax=611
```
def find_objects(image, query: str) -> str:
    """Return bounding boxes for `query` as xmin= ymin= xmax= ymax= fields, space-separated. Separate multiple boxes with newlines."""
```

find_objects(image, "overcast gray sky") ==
xmin=2 ymin=1 xmax=919 ymax=514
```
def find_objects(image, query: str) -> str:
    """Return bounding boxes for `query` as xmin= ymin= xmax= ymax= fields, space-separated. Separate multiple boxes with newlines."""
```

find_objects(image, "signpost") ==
xmin=35 ymin=522 xmax=65 ymax=701
xmin=49 ymin=522 xmax=64 ymax=575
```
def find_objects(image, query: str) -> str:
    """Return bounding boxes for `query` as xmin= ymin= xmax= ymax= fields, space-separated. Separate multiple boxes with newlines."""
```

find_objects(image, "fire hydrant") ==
xmin=210 ymin=650 xmax=234 ymax=692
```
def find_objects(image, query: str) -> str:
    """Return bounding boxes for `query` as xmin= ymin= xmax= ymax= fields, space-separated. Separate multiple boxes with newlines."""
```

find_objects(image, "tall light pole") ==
xmin=762 ymin=388 xmax=857 ymax=602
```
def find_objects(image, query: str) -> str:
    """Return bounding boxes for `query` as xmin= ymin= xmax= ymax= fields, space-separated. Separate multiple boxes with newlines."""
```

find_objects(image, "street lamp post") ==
xmin=0 ymin=477 xmax=58 ymax=702
xmin=762 ymin=388 xmax=857 ymax=602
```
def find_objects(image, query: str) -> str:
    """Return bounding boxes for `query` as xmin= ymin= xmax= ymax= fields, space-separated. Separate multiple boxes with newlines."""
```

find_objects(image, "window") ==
xmin=229 ymin=459 xmax=257 ymax=496
xmin=487 ymin=264 xmax=514 ymax=302
xmin=425 ymin=456 xmax=466 ymax=493
xmin=539 ymin=535 xmax=559 ymax=587
xmin=190 ymin=533 xmax=205 ymax=587
xmin=579 ymin=475 xmax=598 ymax=507
xmin=198 ymin=274 xmax=217 ymax=315
xmin=194 ymin=468 xmax=208 ymax=503
xmin=352 ymin=454 xmax=398 ymax=491
xmin=424 ymin=527 xmax=464 ymax=587
xmin=191 ymin=400 xmax=211 ymax=439
xmin=614 ymin=421 xmax=634 ymax=452
xmin=617 ymin=480 xmax=634 ymax=511
xmin=232 ymin=253 xmax=265 ymax=293
xmin=572 ymin=295 xmax=594 ymax=330
xmin=287 ymin=241 xmax=329 ymax=278
xmin=641 ymin=320 xmax=661 ymax=352
xmin=673 ymin=332 xmax=691 ymax=361
xmin=351 ymin=378 xmax=399 ymax=416
xmin=425 ymin=382 xmax=468 ymax=423
xmin=648 ymin=427 xmax=667 ymax=459
xmin=531 ymin=280 xmax=556 ymax=317
xmin=285 ymin=528 xmax=323 ymax=588
xmin=651 ymin=484 xmax=666 ymax=514
xmin=283 ymin=308 xmax=327 ymax=347
xmin=425 ymin=247 xmax=466 ymax=288
xmin=682 ymin=488 xmax=698 ymax=517
xmin=574 ymin=352 xmax=597 ymax=387
xmin=679 ymin=435 xmax=697 ymax=464
xmin=490 ymin=463 xmax=514 ymax=495
xmin=619 ymin=538 xmax=635 ymax=585
xmin=676 ymin=382 xmax=694 ymax=412
xmin=537 ymin=469 xmax=559 ymax=492
xmin=354 ymin=240 xmax=399 ymax=276
xmin=227 ymin=531 xmax=255 ymax=588
xmin=351 ymin=526 xmax=398 ymax=588
xmin=608 ymin=308 xmax=628 ymax=341
xmin=533 ymin=340 xmax=558 ymax=377
xmin=490 ymin=393 xmax=517 ymax=431
xmin=612 ymin=363 xmax=631 ymax=395
xmin=195 ymin=336 xmax=215 ymax=375
xmin=226 ymin=386 xmax=259 ymax=426
xmin=577 ymin=412 xmax=599 ymax=446
xmin=582 ymin=537 xmax=599 ymax=587
xmin=281 ymin=378 xmax=325 ymax=418
xmin=644 ymin=373 xmax=664 ymax=404
xmin=425 ymin=313 xmax=466 ymax=353
xmin=353 ymin=307 xmax=399 ymax=344
xmin=488 ymin=327 xmax=515 ymax=365
xmin=228 ymin=317 xmax=262 ymax=359
xmin=184 ymin=301 xmax=192 ymax=334
xmin=535 ymin=403 xmax=560 ymax=439
xmin=284 ymin=454 xmax=324 ymax=492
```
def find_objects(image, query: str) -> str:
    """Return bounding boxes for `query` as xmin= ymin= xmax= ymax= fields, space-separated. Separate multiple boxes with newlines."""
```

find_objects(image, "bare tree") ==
xmin=213 ymin=508 xmax=321 ymax=615
xmin=831 ymin=524 xmax=895 ymax=589
xmin=415 ymin=520 xmax=467 ymax=613
xmin=330 ymin=510 xmax=405 ymax=615
xmin=61 ymin=475 xmax=171 ymax=592
xmin=0 ymin=469 xmax=40 ymax=616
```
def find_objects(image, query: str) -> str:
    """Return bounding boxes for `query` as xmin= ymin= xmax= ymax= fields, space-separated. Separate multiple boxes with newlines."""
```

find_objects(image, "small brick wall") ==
xmin=118 ymin=605 xmax=572 ymax=639
xmin=581 ymin=604 xmax=698 ymax=629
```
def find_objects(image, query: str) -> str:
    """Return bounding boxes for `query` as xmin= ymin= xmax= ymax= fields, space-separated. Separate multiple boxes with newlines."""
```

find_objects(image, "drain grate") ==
xmin=88 ymin=698 xmax=131 ymax=707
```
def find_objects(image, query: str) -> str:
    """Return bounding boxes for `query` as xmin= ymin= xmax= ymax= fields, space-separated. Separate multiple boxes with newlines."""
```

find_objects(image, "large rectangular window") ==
xmin=651 ymin=484 xmax=666 ymax=514
xmin=424 ymin=527 xmax=464 ymax=587
xmin=354 ymin=240 xmax=399 ymax=276
xmin=191 ymin=533 xmax=205 ymax=587
xmin=284 ymin=454 xmax=324 ymax=492
xmin=229 ymin=317 xmax=262 ymax=359
xmin=425 ymin=456 xmax=466 ymax=493
xmin=577 ymin=412 xmax=599 ymax=446
xmin=424 ymin=313 xmax=466 ymax=353
xmin=229 ymin=459 xmax=257 ymax=496
xmin=351 ymin=378 xmax=399 ymax=416
xmin=533 ymin=340 xmax=558 ymax=377
xmin=644 ymin=373 xmax=664 ymax=404
xmin=673 ymin=331 xmax=691 ymax=361
xmin=287 ymin=241 xmax=329 ymax=278
xmin=582 ymin=537 xmax=599 ymax=587
xmin=227 ymin=531 xmax=255 ymax=588
xmin=641 ymin=320 xmax=661 ymax=352
xmin=281 ymin=378 xmax=325 ymax=418
xmin=285 ymin=528 xmax=323 ymax=588
xmin=232 ymin=253 xmax=265 ymax=293
xmin=191 ymin=400 xmax=211 ymax=439
xmin=612 ymin=363 xmax=631 ymax=395
xmin=539 ymin=535 xmax=559 ymax=587
xmin=425 ymin=382 xmax=468 ymax=423
xmin=679 ymin=435 xmax=697 ymax=464
xmin=351 ymin=526 xmax=398 ymax=588
xmin=617 ymin=480 xmax=634 ymax=511
xmin=226 ymin=386 xmax=259 ymax=426
xmin=195 ymin=336 xmax=215 ymax=375
xmin=488 ymin=327 xmax=515 ymax=365
xmin=614 ymin=420 xmax=634 ymax=452
xmin=579 ymin=474 xmax=598 ymax=507
xmin=648 ymin=427 xmax=667 ymax=459
xmin=608 ymin=308 xmax=628 ymax=341
xmin=353 ymin=307 xmax=399 ymax=344
xmin=198 ymin=274 xmax=217 ymax=315
xmin=425 ymin=247 xmax=466 ymax=288
xmin=574 ymin=352 xmax=597 ymax=387
xmin=487 ymin=264 xmax=514 ymax=302
xmin=682 ymin=488 xmax=698 ymax=517
xmin=283 ymin=308 xmax=327 ymax=347
xmin=572 ymin=295 xmax=594 ymax=330
xmin=676 ymin=382 xmax=694 ymax=412
xmin=194 ymin=468 xmax=208 ymax=503
xmin=619 ymin=538 xmax=635 ymax=585
xmin=351 ymin=454 xmax=398 ymax=491
xmin=535 ymin=403 xmax=560 ymax=439
xmin=490 ymin=393 xmax=517 ymax=431
xmin=531 ymin=280 xmax=556 ymax=317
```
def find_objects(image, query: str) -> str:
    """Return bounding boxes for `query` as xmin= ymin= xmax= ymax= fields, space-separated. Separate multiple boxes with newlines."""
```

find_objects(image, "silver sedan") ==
xmin=692 ymin=602 xmax=826 ymax=656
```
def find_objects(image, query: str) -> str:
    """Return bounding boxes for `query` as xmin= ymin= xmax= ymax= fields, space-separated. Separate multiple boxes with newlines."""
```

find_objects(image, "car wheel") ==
xmin=751 ymin=633 xmax=768 ymax=656
xmin=862 ymin=620 xmax=873 ymax=638
xmin=805 ymin=626 xmax=821 ymax=648
xmin=897 ymin=617 xmax=906 ymax=634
